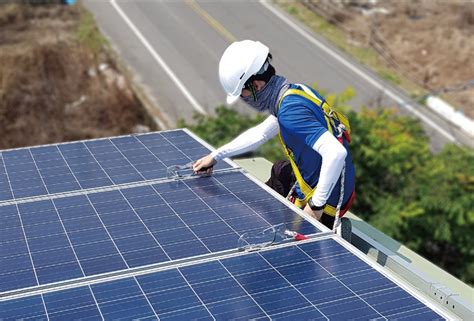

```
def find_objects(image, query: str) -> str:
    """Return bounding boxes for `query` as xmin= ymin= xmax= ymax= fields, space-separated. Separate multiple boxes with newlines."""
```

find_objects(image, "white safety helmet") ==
xmin=219 ymin=40 xmax=269 ymax=105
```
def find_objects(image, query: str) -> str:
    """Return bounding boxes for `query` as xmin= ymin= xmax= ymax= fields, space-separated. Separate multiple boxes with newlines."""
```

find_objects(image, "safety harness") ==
xmin=277 ymin=84 xmax=354 ymax=221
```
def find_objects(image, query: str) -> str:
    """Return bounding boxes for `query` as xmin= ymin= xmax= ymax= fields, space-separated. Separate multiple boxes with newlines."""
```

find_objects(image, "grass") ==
xmin=75 ymin=6 xmax=108 ymax=55
xmin=379 ymin=70 xmax=401 ymax=85
xmin=276 ymin=1 xmax=425 ymax=100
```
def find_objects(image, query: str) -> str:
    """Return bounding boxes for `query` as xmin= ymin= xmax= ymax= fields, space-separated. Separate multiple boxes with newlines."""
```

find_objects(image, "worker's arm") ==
xmin=303 ymin=131 xmax=347 ymax=219
xmin=311 ymin=131 xmax=347 ymax=207
xmin=193 ymin=115 xmax=279 ymax=172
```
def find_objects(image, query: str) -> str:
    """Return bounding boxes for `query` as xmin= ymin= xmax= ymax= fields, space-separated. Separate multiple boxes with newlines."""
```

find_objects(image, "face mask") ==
xmin=241 ymin=75 xmax=288 ymax=115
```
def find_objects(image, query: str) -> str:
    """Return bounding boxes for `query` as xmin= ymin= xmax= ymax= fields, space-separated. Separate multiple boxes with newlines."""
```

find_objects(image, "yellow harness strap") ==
xmin=277 ymin=84 xmax=344 ymax=216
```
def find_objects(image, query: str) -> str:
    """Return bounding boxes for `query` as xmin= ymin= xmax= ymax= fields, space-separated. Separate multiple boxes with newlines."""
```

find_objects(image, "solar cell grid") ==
xmin=0 ymin=129 xmax=449 ymax=320
xmin=0 ymin=130 xmax=232 ymax=202
xmin=0 ymin=170 xmax=319 ymax=293
xmin=0 ymin=239 xmax=445 ymax=320
xmin=0 ymin=154 xmax=14 ymax=201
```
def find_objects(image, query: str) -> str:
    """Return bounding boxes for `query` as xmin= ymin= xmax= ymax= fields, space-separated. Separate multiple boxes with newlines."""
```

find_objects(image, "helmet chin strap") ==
xmin=249 ymin=83 xmax=258 ymax=102
xmin=244 ymin=56 xmax=274 ymax=102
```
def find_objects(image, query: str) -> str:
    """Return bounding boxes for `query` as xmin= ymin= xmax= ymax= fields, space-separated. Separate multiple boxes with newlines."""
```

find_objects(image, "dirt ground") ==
xmin=308 ymin=0 xmax=474 ymax=118
xmin=0 ymin=3 xmax=152 ymax=150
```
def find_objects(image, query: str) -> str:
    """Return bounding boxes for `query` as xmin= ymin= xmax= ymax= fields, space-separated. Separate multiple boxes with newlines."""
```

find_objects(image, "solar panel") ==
xmin=0 ymin=238 xmax=447 ymax=320
xmin=0 ymin=129 xmax=452 ymax=319
xmin=0 ymin=130 xmax=232 ymax=202
xmin=0 ymin=170 xmax=319 ymax=293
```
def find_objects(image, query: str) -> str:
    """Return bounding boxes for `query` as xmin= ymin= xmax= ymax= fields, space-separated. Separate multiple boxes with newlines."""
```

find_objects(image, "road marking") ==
xmin=110 ymin=0 xmax=207 ymax=115
xmin=185 ymin=0 xmax=236 ymax=43
xmin=260 ymin=0 xmax=456 ymax=142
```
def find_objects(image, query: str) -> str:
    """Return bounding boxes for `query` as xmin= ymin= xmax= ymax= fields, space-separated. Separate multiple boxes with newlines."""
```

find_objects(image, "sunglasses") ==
xmin=244 ymin=53 xmax=272 ymax=90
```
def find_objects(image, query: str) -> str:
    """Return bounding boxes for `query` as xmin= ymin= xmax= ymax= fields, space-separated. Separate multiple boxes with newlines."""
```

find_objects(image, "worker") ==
xmin=193 ymin=40 xmax=355 ymax=230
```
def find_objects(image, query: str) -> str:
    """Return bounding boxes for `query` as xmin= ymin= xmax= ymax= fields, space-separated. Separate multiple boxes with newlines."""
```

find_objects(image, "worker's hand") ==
xmin=192 ymin=154 xmax=217 ymax=174
xmin=303 ymin=203 xmax=323 ymax=220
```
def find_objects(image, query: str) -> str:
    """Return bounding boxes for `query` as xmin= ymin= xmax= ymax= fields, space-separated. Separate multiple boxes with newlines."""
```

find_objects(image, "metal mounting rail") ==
xmin=0 ymin=166 xmax=242 ymax=207
xmin=0 ymin=232 xmax=332 ymax=302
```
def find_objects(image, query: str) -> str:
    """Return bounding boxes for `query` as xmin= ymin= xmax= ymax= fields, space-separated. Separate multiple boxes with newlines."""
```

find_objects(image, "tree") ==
xmin=402 ymin=145 xmax=474 ymax=283
xmin=348 ymin=107 xmax=431 ymax=224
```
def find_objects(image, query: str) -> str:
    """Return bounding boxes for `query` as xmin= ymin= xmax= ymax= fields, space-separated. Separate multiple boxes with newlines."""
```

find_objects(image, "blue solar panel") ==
xmin=0 ymin=154 xmax=14 ymax=202
xmin=0 ymin=239 xmax=445 ymax=320
xmin=0 ymin=129 xmax=449 ymax=319
xmin=0 ymin=171 xmax=319 ymax=293
xmin=0 ymin=129 xmax=232 ymax=201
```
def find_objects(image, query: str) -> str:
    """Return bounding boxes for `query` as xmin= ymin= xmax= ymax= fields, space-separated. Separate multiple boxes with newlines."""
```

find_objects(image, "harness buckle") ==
xmin=336 ymin=123 xmax=346 ymax=138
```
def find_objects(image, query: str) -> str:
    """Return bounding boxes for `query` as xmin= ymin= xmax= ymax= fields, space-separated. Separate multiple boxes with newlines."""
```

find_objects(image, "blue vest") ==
xmin=277 ymin=84 xmax=355 ymax=208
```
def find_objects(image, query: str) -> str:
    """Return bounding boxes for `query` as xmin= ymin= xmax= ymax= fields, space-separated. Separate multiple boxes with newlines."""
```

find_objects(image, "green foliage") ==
xmin=350 ymin=108 xmax=473 ymax=284
xmin=402 ymin=145 xmax=474 ymax=282
xmin=178 ymin=106 xmax=262 ymax=147
xmin=379 ymin=69 xmax=401 ymax=85
xmin=76 ymin=7 xmax=107 ymax=55
xmin=287 ymin=6 xmax=298 ymax=15
xmin=349 ymin=107 xmax=431 ymax=219
xmin=315 ymin=84 xmax=355 ymax=113
xmin=180 ymin=88 xmax=473 ymax=284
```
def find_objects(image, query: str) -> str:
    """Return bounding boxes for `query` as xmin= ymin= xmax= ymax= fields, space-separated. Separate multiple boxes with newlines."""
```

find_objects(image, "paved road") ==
xmin=84 ymin=0 xmax=473 ymax=150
